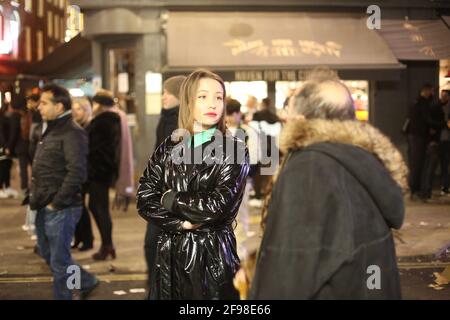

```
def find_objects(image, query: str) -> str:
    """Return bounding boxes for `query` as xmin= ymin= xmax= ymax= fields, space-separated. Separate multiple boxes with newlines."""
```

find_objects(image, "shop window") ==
xmin=37 ymin=30 xmax=43 ymax=60
xmin=10 ymin=10 xmax=20 ymax=41
xmin=224 ymin=81 xmax=268 ymax=113
xmin=0 ymin=6 xmax=3 ymax=42
xmin=25 ymin=26 xmax=32 ymax=61
xmin=54 ymin=14 xmax=59 ymax=39
xmin=275 ymin=80 xmax=369 ymax=122
xmin=60 ymin=17 xmax=64 ymax=42
xmin=108 ymin=47 xmax=136 ymax=115
xmin=344 ymin=80 xmax=369 ymax=122
xmin=47 ymin=11 xmax=53 ymax=37
xmin=38 ymin=0 xmax=44 ymax=17
xmin=25 ymin=0 xmax=33 ymax=13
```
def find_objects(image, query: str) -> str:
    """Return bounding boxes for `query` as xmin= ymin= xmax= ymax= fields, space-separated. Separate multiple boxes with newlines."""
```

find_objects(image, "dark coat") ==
xmin=6 ymin=111 xmax=29 ymax=156
xmin=0 ymin=111 xmax=10 ymax=150
xmin=137 ymin=134 xmax=249 ymax=299
xmin=249 ymin=118 xmax=406 ymax=300
xmin=87 ymin=111 xmax=121 ymax=186
xmin=407 ymin=96 xmax=440 ymax=138
xmin=30 ymin=114 xmax=88 ymax=211
xmin=155 ymin=106 xmax=179 ymax=150
xmin=252 ymin=109 xmax=280 ymax=124
xmin=428 ymin=101 xmax=449 ymax=142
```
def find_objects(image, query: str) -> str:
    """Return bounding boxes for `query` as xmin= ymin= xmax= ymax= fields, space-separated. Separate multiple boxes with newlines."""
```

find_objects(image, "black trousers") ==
xmin=253 ymin=163 xmax=272 ymax=199
xmin=407 ymin=135 xmax=427 ymax=194
xmin=18 ymin=153 xmax=31 ymax=190
xmin=420 ymin=142 xmax=440 ymax=198
xmin=144 ymin=222 xmax=161 ymax=297
xmin=74 ymin=193 xmax=94 ymax=246
xmin=0 ymin=159 xmax=12 ymax=188
xmin=88 ymin=181 xmax=113 ymax=247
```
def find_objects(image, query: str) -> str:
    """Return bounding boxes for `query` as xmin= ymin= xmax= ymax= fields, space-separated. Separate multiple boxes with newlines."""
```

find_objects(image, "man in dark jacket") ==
xmin=31 ymin=84 xmax=97 ymax=300
xmin=87 ymin=90 xmax=121 ymax=260
xmin=420 ymin=90 xmax=450 ymax=199
xmin=144 ymin=75 xmax=185 ymax=296
xmin=249 ymin=79 xmax=407 ymax=299
xmin=406 ymin=84 xmax=436 ymax=199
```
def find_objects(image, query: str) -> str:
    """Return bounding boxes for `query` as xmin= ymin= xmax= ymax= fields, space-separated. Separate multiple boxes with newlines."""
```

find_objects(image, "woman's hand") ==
xmin=233 ymin=268 xmax=249 ymax=300
xmin=181 ymin=221 xmax=202 ymax=230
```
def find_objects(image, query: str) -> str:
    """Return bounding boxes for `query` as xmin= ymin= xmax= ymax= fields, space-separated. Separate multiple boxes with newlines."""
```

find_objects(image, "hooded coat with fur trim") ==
xmin=249 ymin=118 xmax=407 ymax=300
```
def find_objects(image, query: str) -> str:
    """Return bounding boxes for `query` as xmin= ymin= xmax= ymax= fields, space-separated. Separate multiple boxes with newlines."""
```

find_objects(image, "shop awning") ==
xmin=376 ymin=18 xmax=450 ymax=60
xmin=24 ymin=34 xmax=92 ymax=79
xmin=166 ymin=12 xmax=404 ymax=70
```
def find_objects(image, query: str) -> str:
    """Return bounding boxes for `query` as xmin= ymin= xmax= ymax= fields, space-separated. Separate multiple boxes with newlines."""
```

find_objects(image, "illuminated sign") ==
xmin=0 ymin=39 xmax=13 ymax=54
xmin=0 ymin=5 xmax=20 ymax=57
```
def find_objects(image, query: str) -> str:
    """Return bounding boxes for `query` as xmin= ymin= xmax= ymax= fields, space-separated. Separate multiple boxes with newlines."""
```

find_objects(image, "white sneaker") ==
xmin=4 ymin=187 xmax=19 ymax=199
xmin=0 ymin=190 xmax=8 ymax=199
xmin=30 ymin=235 xmax=37 ymax=241
xmin=21 ymin=225 xmax=30 ymax=231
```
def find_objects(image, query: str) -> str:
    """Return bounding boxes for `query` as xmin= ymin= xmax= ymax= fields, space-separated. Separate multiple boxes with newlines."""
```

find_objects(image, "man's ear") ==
xmin=56 ymin=102 xmax=65 ymax=114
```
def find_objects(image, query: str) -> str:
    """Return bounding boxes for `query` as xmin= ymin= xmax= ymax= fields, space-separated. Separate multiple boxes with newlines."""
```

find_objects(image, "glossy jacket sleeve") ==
xmin=163 ymin=147 xmax=250 ymax=225
xmin=136 ymin=141 xmax=184 ymax=232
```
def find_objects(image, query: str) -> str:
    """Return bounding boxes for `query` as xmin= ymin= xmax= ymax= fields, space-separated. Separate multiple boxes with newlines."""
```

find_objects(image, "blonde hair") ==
xmin=72 ymin=97 xmax=92 ymax=126
xmin=178 ymin=69 xmax=227 ymax=134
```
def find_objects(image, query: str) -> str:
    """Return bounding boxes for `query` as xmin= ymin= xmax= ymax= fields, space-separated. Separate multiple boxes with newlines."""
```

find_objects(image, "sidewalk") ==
xmin=0 ymin=189 xmax=449 ymax=299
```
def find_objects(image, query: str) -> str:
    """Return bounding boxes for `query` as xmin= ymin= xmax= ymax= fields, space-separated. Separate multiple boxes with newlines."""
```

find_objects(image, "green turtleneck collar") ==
xmin=189 ymin=126 xmax=217 ymax=148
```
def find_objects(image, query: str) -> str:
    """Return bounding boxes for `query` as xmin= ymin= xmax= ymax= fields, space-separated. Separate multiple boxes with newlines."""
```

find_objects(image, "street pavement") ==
xmin=0 ymin=183 xmax=449 ymax=299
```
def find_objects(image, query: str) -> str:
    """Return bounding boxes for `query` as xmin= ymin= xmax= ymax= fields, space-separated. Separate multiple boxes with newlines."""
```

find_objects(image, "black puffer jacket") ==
xmin=30 ymin=114 xmax=87 ymax=211
xmin=137 ymin=133 xmax=249 ymax=299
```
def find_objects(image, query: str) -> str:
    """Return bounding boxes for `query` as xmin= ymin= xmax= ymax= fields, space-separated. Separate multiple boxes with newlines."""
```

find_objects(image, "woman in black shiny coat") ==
xmin=137 ymin=69 xmax=249 ymax=299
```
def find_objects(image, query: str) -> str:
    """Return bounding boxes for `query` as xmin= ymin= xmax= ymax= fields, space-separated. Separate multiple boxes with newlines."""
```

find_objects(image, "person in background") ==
xmin=144 ymin=75 xmax=185 ymax=297
xmin=248 ymin=97 xmax=281 ymax=207
xmin=243 ymin=95 xmax=258 ymax=124
xmin=20 ymin=93 xmax=42 ymax=238
xmin=6 ymin=95 xmax=30 ymax=198
xmin=27 ymin=93 xmax=42 ymax=141
xmin=0 ymin=102 xmax=13 ymax=199
xmin=71 ymin=97 xmax=94 ymax=251
xmin=111 ymin=101 xmax=135 ymax=211
xmin=87 ymin=90 xmax=121 ymax=260
xmin=406 ymin=84 xmax=436 ymax=200
xmin=225 ymin=98 xmax=256 ymax=245
xmin=31 ymin=83 xmax=98 ymax=300
xmin=437 ymin=90 xmax=450 ymax=195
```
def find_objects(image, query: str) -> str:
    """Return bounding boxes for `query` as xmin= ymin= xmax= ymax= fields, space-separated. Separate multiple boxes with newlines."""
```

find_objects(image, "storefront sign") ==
xmin=223 ymin=39 xmax=342 ymax=59
xmin=234 ymin=69 xmax=331 ymax=82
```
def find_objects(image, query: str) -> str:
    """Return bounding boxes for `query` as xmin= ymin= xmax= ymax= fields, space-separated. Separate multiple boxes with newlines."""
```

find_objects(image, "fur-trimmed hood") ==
xmin=280 ymin=117 xmax=409 ymax=192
